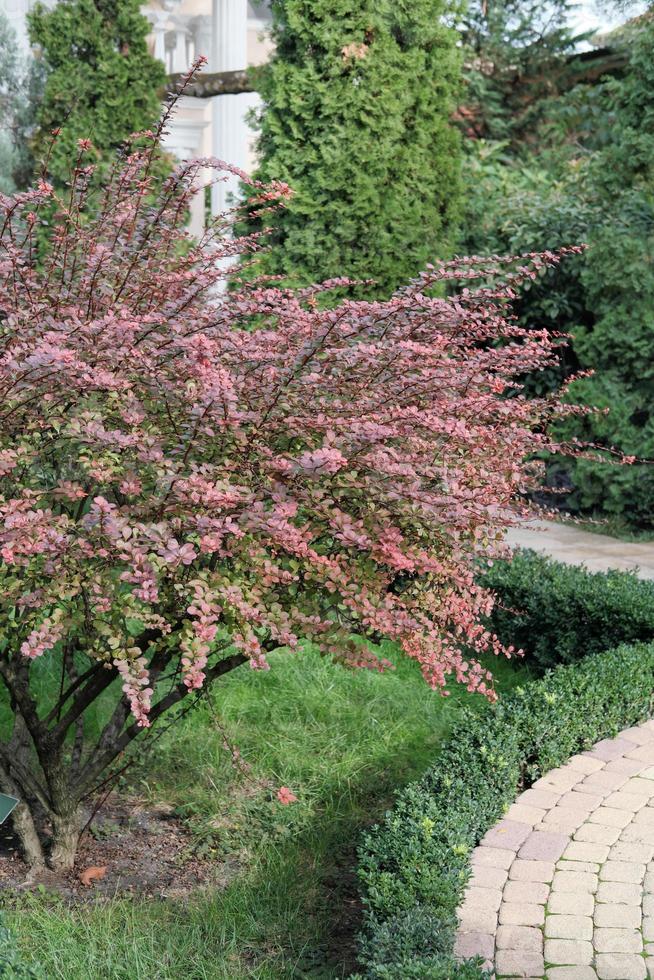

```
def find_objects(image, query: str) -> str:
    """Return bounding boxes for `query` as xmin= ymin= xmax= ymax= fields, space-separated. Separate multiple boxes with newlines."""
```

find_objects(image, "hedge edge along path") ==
xmin=355 ymin=642 xmax=654 ymax=979
xmin=458 ymin=719 xmax=654 ymax=979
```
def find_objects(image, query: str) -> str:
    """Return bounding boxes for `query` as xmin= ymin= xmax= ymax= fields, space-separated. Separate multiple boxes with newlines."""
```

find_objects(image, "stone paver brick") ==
xmin=563 ymin=841 xmax=610 ymax=863
xmin=518 ymin=788 xmax=563 ymax=810
xmin=634 ymin=808 xmax=654 ymax=825
xmin=645 ymin=894 xmax=654 ymax=916
xmin=549 ymin=892 xmax=595 ymax=915
xmin=622 ymin=726 xmax=654 ymax=745
xmin=596 ymin=880 xmax=641 ymax=905
xmin=551 ymin=869 xmax=598 ymax=894
xmin=604 ymin=758 xmax=645 ymax=775
xmin=544 ymin=915 xmax=593 ymax=940
xmin=547 ymin=969 xmax=598 ymax=980
xmin=454 ymin=931 xmax=494 ymax=959
xmin=559 ymin=791 xmax=604 ymax=812
xmin=503 ymin=880 xmax=549 ymax=905
xmin=496 ymin=924 xmax=542 ymax=951
xmin=457 ymin=908 xmax=497 ymax=934
xmin=621 ymin=825 xmax=654 ymax=844
xmin=544 ymin=938 xmax=593 ymax=965
xmin=494 ymin=950 xmax=545 ymax=977
xmin=585 ymin=737 xmax=633 ymax=762
xmin=499 ymin=902 xmax=545 ymax=926
xmin=599 ymin=860 xmax=645 ymax=883
xmin=595 ymin=952 xmax=647 ymax=979
xmin=519 ymin=831 xmax=569 ymax=862
xmin=509 ymin=859 xmax=555 ymax=882
xmin=574 ymin=824 xmax=622 ymax=846
xmin=559 ymin=861 xmax=600 ymax=874
xmin=644 ymin=917 xmax=654 ymax=941
xmin=506 ymin=803 xmax=547 ymax=826
xmin=641 ymin=766 xmax=654 ymax=780
xmin=589 ymin=807 xmax=633 ymax=828
xmin=460 ymin=885 xmax=503 ymax=912
xmin=473 ymin=844 xmax=516 ymax=869
xmin=625 ymin=776 xmax=654 ymax=795
xmin=592 ymin=927 xmax=642 ymax=952
xmin=626 ymin=743 xmax=654 ymax=763
xmin=533 ymin=768 xmax=582 ymax=793
xmin=470 ymin=865 xmax=509 ymax=889
xmin=644 ymin=870 xmax=654 ymax=890
xmin=593 ymin=904 xmax=640 ymax=928
xmin=610 ymin=841 xmax=654 ymax=862
xmin=481 ymin=818 xmax=532 ymax=850
xmin=577 ymin=772 xmax=628 ymax=794
xmin=568 ymin=755 xmax=605 ymax=774
xmin=603 ymin=791 xmax=650 ymax=811
xmin=541 ymin=810 xmax=587 ymax=834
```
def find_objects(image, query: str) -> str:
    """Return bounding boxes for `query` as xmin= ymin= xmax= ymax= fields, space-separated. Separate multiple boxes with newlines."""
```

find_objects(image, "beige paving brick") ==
xmin=574 ymin=824 xmax=622 ymax=846
xmin=592 ymin=927 xmax=642 ymax=952
xmin=499 ymin=902 xmax=545 ymax=927
xmin=640 ymin=766 xmax=654 ymax=780
xmin=599 ymin=860 xmax=645 ymax=883
xmin=503 ymin=880 xmax=549 ymax=904
xmin=596 ymin=880 xmax=641 ymax=905
xmin=625 ymin=776 xmax=654 ymax=796
xmin=473 ymin=844 xmax=516 ymax=869
xmin=622 ymin=726 xmax=654 ymax=746
xmin=568 ymin=755 xmax=605 ymax=774
xmin=509 ymin=859 xmax=555 ymax=882
xmin=453 ymin=931 xmax=494 ymax=959
xmin=506 ymin=803 xmax=547 ymax=826
xmin=610 ymin=841 xmax=654 ymax=862
xmin=547 ymin=969 xmax=598 ymax=980
xmin=595 ymin=952 xmax=647 ymax=979
xmin=540 ymin=811 xmax=587 ymax=834
xmin=589 ymin=807 xmax=633 ymax=828
xmin=559 ymin=791 xmax=604 ymax=812
xmin=544 ymin=938 xmax=593 ymax=965
xmin=645 ymin=894 xmax=654 ymax=916
xmin=558 ymin=860 xmax=600 ymax=874
xmin=496 ymin=924 xmax=543 ymax=951
xmin=586 ymin=738 xmax=633 ymax=762
xmin=603 ymin=791 xmax=649 ymax=811
xmin=633 ymin=808 xmax=654 ymax=825
xmin=619 ymin=824 xmax=654 ymax=843
xmin=470 ymin=864 xmax=509 ymax=889
xmin=533 ymin=768 xmax=582 ymax=793
xmin=593 ymin=904 xmax=640 ymax=928
xmin=643 ymin=870 xmax=654 ymax=891
xmin=551 ymin=870 xmax=598 ymax=894
xmin=544 ymin=915 xmax=593 ymax=940
xmin=548 ymin=891 xmax=595 ymax=915
xmin=626 ymin=743 xmax=654 ymax=763
xmin=518 ymin=788 xmax=563 ymax=810
xmin=519 ymin=830 xmax=569 ymax=862
xmin=481 ymin=818 xmax=532 ymax=850
xmin=577 ymin=772 xmax=628 ymax=794
xmin=604 ymin=758 xmax=645 ymax=776
xmin=495 ymin=950 xmax=545 ymax=977
xmin=643 ymin=916 xmax=654 ymax=941
xmin=457 ymin=907 xmax=498 ymax=934
xmin=460 ymin=885 xmax=503 ymax=912
xmin=563 ymin=841 xmax=610 ymax=863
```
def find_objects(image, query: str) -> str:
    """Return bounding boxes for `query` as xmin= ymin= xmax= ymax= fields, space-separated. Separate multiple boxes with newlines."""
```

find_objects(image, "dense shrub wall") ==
xmin=481 ymin=548 xmax=654 ymax=671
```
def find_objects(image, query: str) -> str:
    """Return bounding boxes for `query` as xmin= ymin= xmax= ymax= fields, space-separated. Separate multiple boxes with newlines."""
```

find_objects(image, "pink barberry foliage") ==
xmin=0 ymin=65 xmax=584 ymax=756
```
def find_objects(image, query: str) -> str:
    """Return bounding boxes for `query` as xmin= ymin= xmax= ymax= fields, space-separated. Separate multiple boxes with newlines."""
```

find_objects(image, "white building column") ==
xmin=211 ymin=0 xmax=251 ymax=217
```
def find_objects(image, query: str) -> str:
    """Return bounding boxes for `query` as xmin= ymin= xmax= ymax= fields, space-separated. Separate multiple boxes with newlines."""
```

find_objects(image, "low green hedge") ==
xmin=481 ymin=549 xmax=654 ymax=671
xmin=355 ymin=640 xmax=654 ymax=979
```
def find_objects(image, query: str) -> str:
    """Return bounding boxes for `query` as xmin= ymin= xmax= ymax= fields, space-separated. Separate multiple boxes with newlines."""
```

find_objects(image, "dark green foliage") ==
xmin=356 ymin=639 xmax=654 ymax=978
xmin=247 ymin=0 xmax=462 ymax=297
xmin=28 ymin=0 xmax=166 ymax=187
xmin=461 ymin=16 xmax=654 ymax=526
xmin=481 ymin=549 xmax=654 ymax=670
xmin=459 ymin=0 xmax=581 ymax=147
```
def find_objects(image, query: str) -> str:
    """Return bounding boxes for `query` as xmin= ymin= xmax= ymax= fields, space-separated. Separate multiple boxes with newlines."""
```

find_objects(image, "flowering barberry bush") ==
xmin=0 ymin=66 xmax=584 ymax=870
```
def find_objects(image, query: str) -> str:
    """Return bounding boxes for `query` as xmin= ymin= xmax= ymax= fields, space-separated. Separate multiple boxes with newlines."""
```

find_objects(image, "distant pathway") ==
xmin=505 ymin=521 xmax=654 ymax=580
xmin=455 ymin=721 xmax=654 ymax=979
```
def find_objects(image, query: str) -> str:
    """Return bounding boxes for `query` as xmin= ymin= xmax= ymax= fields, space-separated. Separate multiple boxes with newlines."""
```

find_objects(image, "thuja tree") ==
xmin=28 ymin=0 xmax=165 ymax=187
xmin=0 ymin=73 xmax=583 ymax=870
xmin=246 ymin=0 xmax=462 ymax=297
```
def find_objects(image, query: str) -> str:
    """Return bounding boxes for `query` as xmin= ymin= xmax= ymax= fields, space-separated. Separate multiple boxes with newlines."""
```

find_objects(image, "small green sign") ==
xmin=0 ymin=793 xmax=19 ymax=824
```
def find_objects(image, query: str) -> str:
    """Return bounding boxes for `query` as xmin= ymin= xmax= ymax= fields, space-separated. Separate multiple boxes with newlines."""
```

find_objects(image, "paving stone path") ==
xmin=455 ymin=720 xmax=654 ymax=979
xmin=505 ymin=520 xmax=654 ymax=579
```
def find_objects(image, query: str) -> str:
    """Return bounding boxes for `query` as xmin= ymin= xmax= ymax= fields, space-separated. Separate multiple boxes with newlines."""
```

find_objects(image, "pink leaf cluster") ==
xmin=0 ymin=74 xmax=584 ymax=726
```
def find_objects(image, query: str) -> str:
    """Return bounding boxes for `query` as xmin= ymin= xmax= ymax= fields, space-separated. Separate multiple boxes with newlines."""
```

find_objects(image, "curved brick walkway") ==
xmin=455 ymin=721 xmax=654 ymax=979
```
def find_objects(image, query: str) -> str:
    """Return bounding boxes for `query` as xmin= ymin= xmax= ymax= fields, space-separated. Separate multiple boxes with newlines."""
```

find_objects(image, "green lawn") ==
xmin=5 ymin=645 xmax=528 ymax=979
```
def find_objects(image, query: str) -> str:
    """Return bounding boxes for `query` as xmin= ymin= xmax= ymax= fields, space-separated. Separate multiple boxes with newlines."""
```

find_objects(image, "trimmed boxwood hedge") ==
xmin=354 ymin=640 xmax=654 ymax=979
xmin=481 ymin=548 xmax=654 ymax=671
